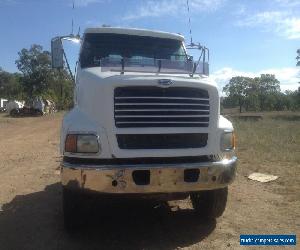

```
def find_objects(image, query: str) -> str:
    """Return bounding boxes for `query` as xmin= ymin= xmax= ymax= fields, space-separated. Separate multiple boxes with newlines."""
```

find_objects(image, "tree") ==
xmin=0 ymin=67 xmax=11 ymax=97
xmin=297 ymin=49 xmax=300 ymax=89
xmin=15 ymin=44 xmax=53 ymax=98
xmin=244 ymin=78 xmax=260 ymax=111
xmin=222 ymin=74 xmax=283 ymax=112
xmin=223 ymin=76 xmax=253 ymax=113
xmin=45 ymin=70 xmax=74 ymax=109
xmin=0 ymin=68 xmax=23 ymax=100
xmin=15 ymin=44 xmax=73 ymax=109
xmin=256 ymin=74 xmax=280 ymax=111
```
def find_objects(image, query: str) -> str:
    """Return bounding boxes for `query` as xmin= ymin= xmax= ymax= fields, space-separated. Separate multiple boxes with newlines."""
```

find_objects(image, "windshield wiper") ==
xmin=157 ymin=59 xmax=162 ymax=73
xmin=121 ymin=57 xmax=125 ymax=74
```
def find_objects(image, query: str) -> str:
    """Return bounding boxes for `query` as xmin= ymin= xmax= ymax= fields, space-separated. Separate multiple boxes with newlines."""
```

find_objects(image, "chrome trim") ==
xmin=114 ymin=109 xmax=209 ymax=112
xmin=61 ymin=157 xmax=237 ymax=194
xmin=115 ymin=115 xmax=210 ymax=118
xmin=158 ymin=79 xmax=174 ymax=87
xmin=62 ymin=156 xmax=237 ymax=170
xmin=115 ymin=96 xmax=209 ymax=101
xmin=116 ymin=121 xmax=209 ymax=124
xmin=115 ymin=103 xmax=210 ymax=106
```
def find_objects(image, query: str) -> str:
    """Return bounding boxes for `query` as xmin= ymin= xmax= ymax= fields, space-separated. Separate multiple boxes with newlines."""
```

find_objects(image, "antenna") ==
xmin=186 ymin=0 xmax=193 ymax=45
xmin=71 ymin=1 xmax=75 ymax=35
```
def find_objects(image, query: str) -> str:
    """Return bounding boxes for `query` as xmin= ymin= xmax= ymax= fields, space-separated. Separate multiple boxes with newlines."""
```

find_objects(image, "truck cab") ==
xmin=53 ymin=27 xmax=237 ymax=229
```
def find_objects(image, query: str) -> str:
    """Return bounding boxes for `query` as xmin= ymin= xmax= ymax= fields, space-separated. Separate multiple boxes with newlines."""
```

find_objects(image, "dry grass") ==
xmin=232 ymin=114 xmax=300 ymax=166
xmin=228 ymin=112 xmax=300 ymax=202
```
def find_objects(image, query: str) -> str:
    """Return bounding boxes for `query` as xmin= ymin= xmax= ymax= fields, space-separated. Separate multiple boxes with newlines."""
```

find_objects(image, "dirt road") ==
xmin=0 ymin=113 xmax=298 ymax=250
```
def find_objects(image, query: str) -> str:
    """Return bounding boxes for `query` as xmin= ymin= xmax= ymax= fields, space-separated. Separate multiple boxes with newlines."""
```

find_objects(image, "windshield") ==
xmin=80 ymin=33 xmax=192 ymax=73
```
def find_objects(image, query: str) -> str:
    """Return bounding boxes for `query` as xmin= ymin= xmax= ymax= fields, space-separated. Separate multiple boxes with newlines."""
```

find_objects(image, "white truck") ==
xmin=51 ymin=27 xmax=237 ymax=229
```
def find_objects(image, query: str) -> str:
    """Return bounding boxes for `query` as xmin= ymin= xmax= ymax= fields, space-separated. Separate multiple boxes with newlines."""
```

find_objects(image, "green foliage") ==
xmin=223 ymin=76 xmax=253 ymax=112
xmin=0 ymin=44 xmax=73 ymax=110
xmin=222 ymin=74 xmax=299 ymax=112
xmin=16 ymin=44 xmax=53 ymax=98
xmin=0 ymin=68 xmax=23 ymax=100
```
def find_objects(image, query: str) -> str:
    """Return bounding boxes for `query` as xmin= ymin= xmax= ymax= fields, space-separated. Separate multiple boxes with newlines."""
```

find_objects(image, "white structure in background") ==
xmin=6 ymin=100 xmax=24 ymax=114
xmin=44 ymin=99 xmax=56 ymax=113
xmin=0 ymin=98 xmax=8 ymax=108
xmin=33 ymin=97 xmax=45 ymax=114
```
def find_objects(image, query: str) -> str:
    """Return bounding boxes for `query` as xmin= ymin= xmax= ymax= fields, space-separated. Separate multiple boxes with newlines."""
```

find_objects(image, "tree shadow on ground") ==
xmin=0 ymin=183 xmax=216 ymax=250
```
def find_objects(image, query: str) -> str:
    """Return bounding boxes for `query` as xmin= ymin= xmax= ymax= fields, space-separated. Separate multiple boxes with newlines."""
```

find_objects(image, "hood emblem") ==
xmin=158 ymin=79 xmax=174 ymax=87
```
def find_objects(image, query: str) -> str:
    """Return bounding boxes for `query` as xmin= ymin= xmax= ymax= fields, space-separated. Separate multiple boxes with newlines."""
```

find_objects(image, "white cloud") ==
xmin=275 ymin=0 xmax=300 ymax=7
xmin=1 ymin=0 xmax=104 ymax=7
xmin=233 ymin=5 xmax=246 ymax=16
xmin=123 ymin=0 xmax=225 ymax=20
xmin=72 ymin=0 xmax=104 ymax=7
xmin=211 ymin=67 xmax=300 ymax=93
xmin=237 ymin=11 xmax=300 ymax=40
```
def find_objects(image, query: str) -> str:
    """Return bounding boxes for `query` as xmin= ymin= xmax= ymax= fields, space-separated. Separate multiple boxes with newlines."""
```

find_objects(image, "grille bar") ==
xmin=117 ymin=123 xmax=209 ymax=128
xmin=114 ymin=86 xmax=210 ymax=128
xmin=115 ymin=102 xmax=210 ymax=106
xmin=115 ymin=115 xmax=209 ymax=117
xmin=115 ymin=110 xmax=210 ymax=112
xmin=115 ymin=96 xmax=209 ymax=100
xmin=115 ymin=105 xmax=210 ymax=110
xmin=116 ymin=117 xmax=209 ymax=122
xmin=115 ymin=98 xmax=209 ymax=104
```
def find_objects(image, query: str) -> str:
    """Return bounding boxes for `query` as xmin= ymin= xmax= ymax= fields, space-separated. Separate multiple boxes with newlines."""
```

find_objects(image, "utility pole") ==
xmin=59 ymin=68 xmax=63 ymax=110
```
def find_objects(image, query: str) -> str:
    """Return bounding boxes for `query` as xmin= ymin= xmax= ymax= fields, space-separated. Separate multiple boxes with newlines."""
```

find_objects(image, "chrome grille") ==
xmin=114 ymin=86 xmax=210 ymax=128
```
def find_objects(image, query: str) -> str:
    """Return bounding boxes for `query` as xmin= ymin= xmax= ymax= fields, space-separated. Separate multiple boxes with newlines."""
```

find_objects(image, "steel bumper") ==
xmin=61 ymin=157 xmax=237 ymax=194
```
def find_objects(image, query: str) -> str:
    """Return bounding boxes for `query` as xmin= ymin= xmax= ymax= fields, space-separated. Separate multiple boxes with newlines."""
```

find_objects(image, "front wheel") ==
xmin=190 ymin=187 xmax=228 ymax=219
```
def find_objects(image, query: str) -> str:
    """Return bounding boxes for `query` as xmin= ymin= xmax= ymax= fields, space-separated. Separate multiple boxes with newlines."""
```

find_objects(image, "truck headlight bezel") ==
xmin=220 ymin=131 xmax=235 ymax=151
xmin=65 ymin=134 xmax=100 ymax=154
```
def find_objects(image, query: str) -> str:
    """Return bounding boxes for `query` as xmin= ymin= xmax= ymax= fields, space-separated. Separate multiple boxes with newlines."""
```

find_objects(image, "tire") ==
xmin=62 ymin=187 xmax=85 ymax=230
xmin=190 ymin=187 xmax=228 ymax=219
xmin=10 ymin=109 xmax=18 ymax=117
xmin=35 ymin=109 xmax=43 ymax=116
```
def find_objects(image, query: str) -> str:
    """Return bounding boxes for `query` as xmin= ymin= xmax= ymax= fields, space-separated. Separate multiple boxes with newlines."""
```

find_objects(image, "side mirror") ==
xmin=203 ymin=62 xmax=209 ymax=76
xmin=51 ymin=37 xmax=64 ymax=69
xmin=194 ymin=62 xmax=209 ymax=76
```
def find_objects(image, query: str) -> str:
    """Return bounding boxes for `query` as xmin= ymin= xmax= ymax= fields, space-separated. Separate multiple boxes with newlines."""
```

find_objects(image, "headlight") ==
xmin=65 ymin=134 xmax=100 ymax=153
xmin=220 ymin=131 xmax=235 ymax=151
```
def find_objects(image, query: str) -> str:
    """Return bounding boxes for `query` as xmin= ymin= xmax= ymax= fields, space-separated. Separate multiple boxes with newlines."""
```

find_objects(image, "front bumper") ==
xmin=61 ymin=156 xmax=237 ymax=194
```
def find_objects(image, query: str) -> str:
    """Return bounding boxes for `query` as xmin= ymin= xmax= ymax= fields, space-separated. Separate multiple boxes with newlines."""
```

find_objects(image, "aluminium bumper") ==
xmin=61 ymin=157 xmax=237 ymax=194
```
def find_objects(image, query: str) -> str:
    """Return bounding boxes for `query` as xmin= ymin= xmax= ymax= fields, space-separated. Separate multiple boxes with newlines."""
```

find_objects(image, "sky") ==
xmin=0 ymin=0 xmax=299 ymax=92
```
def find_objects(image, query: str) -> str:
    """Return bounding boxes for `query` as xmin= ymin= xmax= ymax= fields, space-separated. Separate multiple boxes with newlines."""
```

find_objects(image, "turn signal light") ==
xmin=65 ymin=134 xmax=77 ymax=153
